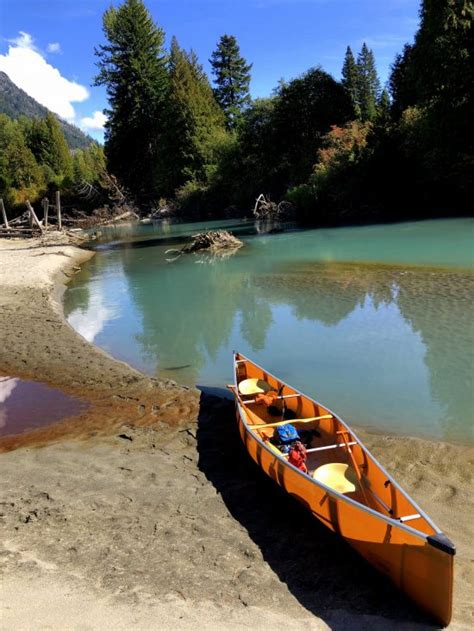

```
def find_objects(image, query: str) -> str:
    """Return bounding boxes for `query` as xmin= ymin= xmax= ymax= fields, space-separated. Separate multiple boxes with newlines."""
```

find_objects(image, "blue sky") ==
xmin=0 ymin=0 xmax=420 ymax=141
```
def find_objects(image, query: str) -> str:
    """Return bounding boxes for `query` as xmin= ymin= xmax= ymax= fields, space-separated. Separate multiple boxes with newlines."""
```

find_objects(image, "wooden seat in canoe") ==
xmin=313 ymin=462 xmax=358 ymax=494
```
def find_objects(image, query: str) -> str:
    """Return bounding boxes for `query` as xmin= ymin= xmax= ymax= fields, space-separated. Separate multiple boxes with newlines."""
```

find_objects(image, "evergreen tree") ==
xmin=341 ymin=46 xmax=361 ymax=118
xmin=377 ymin=89 xmax=391 ymax=123
xmin=94 ymin=0 xmax=169 ymax=200
xmin=162 ymin=38 xmax=226 ymax=193
xmin=389 ymin=44 xmax=417 ymax=116
xmin=210 ymin=34 xmax=252 ymax=129
xmin=357 ymin=43 xmax=381 ymax=121
xmin=0 ymin=114 xmax=44 ymax=201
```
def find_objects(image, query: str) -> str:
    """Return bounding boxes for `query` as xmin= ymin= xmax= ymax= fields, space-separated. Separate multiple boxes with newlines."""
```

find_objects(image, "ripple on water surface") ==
xmin=0 ymin=377 xmax=89 ymax=437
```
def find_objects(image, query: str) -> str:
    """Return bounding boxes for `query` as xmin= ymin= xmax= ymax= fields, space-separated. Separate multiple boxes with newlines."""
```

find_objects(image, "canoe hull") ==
xmin=236 ymin=406 xmax=454 ymax=626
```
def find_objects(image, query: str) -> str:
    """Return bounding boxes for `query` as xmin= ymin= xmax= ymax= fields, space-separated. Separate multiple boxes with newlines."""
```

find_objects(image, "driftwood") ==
xmin=26 ymin=200 xmax=45 ymax=234
xmin=42 ymin=198 xmax=49 ymax=229
xmin=253 ymin=194 xmax=295 ymax=220
xmin=1 ymin=198 xmax=9 ymax=229
xmin=102 ymin=209 xmax=139 ymax=225
xmin=165 ymin=230 xmax=244 ymax=261
xmin=55 ymin=191 xmax=62 ymax=230
xmin=0 ymin=193 xmax=66 ymax=239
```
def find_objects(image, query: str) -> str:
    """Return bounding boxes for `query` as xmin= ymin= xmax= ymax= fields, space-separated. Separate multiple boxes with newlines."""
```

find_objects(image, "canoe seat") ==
xmin=238 ymin=378 xmax=272 ymax=396
xmin=313 ymin=463 xmax=358 ymax=494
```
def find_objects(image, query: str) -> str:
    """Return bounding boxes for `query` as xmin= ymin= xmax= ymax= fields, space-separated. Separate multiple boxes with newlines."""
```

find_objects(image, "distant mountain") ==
xmin=0 ymin=71 xmax=95 ymax=150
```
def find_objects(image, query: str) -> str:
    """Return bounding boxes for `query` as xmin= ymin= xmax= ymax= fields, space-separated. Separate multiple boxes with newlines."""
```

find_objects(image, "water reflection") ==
xmin=64 ymin=219 xmax=474 ymax=442
xmin=0 ymin=376 xmax=89 ymax=437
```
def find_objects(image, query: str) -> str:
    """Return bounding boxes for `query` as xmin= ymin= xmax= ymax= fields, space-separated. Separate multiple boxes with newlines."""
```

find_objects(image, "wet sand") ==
xmin=0 ymin=235 xmax=473 ymax=630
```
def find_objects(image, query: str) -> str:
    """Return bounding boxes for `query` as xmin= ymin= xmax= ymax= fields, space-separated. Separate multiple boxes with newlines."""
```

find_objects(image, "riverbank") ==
xmin=0 ymin=235 xmax=472 ymax=629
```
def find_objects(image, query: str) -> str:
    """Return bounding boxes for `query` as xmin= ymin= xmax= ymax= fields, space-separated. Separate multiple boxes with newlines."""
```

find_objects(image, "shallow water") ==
xmin=64 ymin=218 xmax=474 ymax=443
xmin=0 ymin=376 xmax=89 ymax=437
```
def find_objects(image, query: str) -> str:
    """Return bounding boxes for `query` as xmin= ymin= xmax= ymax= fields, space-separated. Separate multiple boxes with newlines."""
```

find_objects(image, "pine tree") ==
xmin=357 ymin=43 xmax=381 ymax=121
xmin=94 ymin=0 xmax=169 ymax=200
xmin=209 ymin=35 xmax=252 ymax=129
xmin=341 ymin=46 xmax=360 ymax=118
xmin=163 ymin=37 xmax=226 ymax=192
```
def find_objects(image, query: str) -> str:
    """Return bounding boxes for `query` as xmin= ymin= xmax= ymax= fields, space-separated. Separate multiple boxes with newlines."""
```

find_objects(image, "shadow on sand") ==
xmin=197 ymin=391 xmax=438 ymax=630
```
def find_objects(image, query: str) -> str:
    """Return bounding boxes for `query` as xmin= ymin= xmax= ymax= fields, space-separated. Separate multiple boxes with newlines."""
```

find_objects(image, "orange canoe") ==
xmin=230 ymin=352 xmax=455 ymax=626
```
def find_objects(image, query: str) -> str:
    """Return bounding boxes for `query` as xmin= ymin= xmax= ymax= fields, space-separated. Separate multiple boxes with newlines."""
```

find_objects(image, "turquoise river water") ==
xmin=64 ymin=218 xmax=474 ymax=443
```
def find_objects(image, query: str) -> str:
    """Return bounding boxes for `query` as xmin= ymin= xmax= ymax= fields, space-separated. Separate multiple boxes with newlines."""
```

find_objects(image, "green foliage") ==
xmin=356 ymin=43 xmax=381 ymax=121
xmin=0 ymin=113 xmax=44 ymax=205
xmin=0 ymin=111 xmax=105 ymax=211
xmin=94 ymin=0 xmax=169 ymax=200
xmin=234 ymin=98 xmax=279 ymax=198
xmin=272 ymin=67 xmax=354 ymax=186
xmin=310 ymin=121 xmax=372 ymax=217
xmin=162 ymin=37 xmax=227 ymax=194
xmin=377 ymin=89 xmax=391 ymax=123
xmin=175 ymin=179 xmax=210 ymax=217
xmin=285 ymin=184 xmax=317 ymax=219
xmin=388 ymin=0 xmax=474 ymax=210
xmin=341 ymin=44 xmax=381 ymax=122
xmin=26 ymin=113 xmax=73 ymax=182
xmin=341 ymin=46 xmax=361 ymax=118
xmin=210 ymin=34 xmax=252 ymax=129
xmin=72 ymin=146 xmax=103 ymax=185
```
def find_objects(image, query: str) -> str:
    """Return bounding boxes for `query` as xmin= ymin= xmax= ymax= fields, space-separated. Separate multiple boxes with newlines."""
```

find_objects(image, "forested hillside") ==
xmin=0 ymin=71 xmax=93 ymax=150
xmin=94 ymin=0 xmax=473 ymax=223
xmin=1 ymin=0 xmax=472 ymax=223
xmin=0 ymin=111 xmax=104 ymax=207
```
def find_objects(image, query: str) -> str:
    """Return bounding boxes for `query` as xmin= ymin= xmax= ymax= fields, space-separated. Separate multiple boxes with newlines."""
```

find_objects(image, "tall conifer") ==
xmin=94 ymin=0 xmax=169 ymax=200
xmin=210 ymin=35 xmax=252 ymax=129
xmin=341 ymin=46 xmax=360 ymax=118
xmin=357 ymin=43 xmax=381 ymax=121
xmin=163 ymin=37 xmax=226 ymax=193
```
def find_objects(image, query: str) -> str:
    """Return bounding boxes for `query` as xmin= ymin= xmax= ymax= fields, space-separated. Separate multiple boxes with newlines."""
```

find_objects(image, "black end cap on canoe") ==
xmin=427 ymin=533 xmax=456 ymax=556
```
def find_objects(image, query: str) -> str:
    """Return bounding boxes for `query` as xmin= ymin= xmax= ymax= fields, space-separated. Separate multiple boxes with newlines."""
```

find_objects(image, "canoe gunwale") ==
xmin=232 ymin=351 xmax=442 ymax=542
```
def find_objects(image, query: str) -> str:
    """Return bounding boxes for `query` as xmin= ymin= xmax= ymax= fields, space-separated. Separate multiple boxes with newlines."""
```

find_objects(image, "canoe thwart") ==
xmin=306 ymin=441 xmax=357 ymax=453
xmin=399 ymin=513 xmax=422 ymax=523
xmin=250 ymin=414 xmax=332 ymax=431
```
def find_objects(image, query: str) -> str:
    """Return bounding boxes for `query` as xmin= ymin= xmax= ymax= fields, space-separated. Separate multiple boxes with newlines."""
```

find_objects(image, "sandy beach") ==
xmin=0 ymin=235 xmax=473 ymax=630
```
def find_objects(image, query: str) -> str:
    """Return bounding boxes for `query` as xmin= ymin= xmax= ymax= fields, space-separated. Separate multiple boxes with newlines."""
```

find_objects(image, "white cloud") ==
xmin=0 ymin=31 xmax=88 ymax=120
xmin=47 ymin=42 xmax=61 ymax=54
xmin=80 ymin=110 xmax=107 ymax=131
xmin=7 ymin=31 xmax=36 ymax=49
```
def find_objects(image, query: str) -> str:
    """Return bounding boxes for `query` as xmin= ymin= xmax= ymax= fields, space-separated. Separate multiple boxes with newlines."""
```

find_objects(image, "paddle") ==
xmin=250 ymin=414 xmax=332 ymax=431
